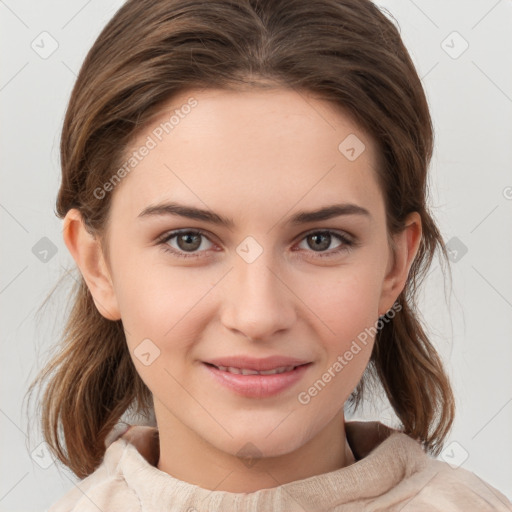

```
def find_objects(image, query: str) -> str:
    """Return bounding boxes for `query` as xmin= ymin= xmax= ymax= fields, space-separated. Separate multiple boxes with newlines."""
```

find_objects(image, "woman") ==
xmin=31 ymin=0 xmax=512 ymax=509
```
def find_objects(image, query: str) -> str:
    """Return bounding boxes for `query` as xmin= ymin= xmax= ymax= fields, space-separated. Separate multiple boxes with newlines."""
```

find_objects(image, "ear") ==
xmin=378 ymin=212 xmax=422 ymax=316
xmin=62 ymin=208 xmax=121 ymax=321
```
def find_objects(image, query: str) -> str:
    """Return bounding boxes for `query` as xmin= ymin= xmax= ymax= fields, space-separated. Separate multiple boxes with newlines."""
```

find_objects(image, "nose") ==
xmin=220 ymin=249 xmax=296 ymax=342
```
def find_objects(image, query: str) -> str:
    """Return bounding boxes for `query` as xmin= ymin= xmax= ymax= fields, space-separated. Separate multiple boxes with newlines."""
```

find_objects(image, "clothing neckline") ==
xmin=108 ymin=427 xmax=429 ymax=510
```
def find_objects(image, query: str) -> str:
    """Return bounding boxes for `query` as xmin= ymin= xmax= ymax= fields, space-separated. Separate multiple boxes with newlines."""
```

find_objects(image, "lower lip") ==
xmin=202 ymin=362 xmax=312 ymax=398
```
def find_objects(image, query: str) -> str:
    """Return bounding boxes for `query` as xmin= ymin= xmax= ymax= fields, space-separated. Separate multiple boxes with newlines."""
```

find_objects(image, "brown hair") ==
xmin=28 ymin=0 xmax=454 ymax=479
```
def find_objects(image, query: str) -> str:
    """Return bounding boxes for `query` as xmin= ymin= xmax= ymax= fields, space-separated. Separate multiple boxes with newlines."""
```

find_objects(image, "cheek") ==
xmin=292 ymin=270 xmax=380 ymax=418
xmin=113 ymin=264 xmax=217 ymax=399
xmin=294 ymin=262 xmax=383 ymax=342
xmin=112 ymin=250 xmax=228 ymax=374
xmin=290 ymin=263 xmax=382 ymax=399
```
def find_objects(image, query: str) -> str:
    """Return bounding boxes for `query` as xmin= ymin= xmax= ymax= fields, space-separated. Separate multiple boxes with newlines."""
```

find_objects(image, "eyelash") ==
xmin=155 ymin=229 xmax=356 ymax=260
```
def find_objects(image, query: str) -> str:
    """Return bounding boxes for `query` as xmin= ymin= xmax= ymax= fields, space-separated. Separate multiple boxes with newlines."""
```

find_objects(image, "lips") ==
xmin=202 ymin=355 xmax=313 ymax=398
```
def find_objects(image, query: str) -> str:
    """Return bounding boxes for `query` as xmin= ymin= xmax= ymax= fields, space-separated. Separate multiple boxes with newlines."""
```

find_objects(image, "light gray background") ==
xmin=1 ymin=1 xmax=511 ymax=510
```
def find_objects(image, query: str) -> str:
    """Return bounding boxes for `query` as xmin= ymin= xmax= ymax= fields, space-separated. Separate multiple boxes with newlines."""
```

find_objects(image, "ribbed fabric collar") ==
xmin=104 ymin=428 xmax=429 ymax=511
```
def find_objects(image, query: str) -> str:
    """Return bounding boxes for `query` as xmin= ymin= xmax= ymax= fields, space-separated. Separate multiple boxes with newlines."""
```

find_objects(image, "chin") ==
xmin=199 ymin=416 xmax=314 ymax=460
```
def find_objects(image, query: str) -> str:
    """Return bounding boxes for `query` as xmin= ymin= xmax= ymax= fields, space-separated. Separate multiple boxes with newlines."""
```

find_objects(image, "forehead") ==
xmin=109 ymin=87 xmax=383 ymax=226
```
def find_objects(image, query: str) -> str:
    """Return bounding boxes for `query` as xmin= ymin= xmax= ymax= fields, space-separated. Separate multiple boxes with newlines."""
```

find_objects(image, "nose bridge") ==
xmin=220 ymin=241 xmax=295 ymax=340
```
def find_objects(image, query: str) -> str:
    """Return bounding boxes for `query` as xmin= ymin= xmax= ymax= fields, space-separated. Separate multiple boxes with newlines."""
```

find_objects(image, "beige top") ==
xmin=49 ymin=424 xmax=512 ymax=511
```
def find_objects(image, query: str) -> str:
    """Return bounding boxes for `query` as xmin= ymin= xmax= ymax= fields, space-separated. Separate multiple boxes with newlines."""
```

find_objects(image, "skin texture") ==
xmin=63 ymin=88 xmax=421 ymax=492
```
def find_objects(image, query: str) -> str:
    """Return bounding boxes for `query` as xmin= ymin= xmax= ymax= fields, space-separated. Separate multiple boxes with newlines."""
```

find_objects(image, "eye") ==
xmin=295 ymin=230 xmax=354 ymax=258
xmin=157 ymin=229 xmax=215 ymax=259
xmin=156 ymin=228 xmax=355 ymax=260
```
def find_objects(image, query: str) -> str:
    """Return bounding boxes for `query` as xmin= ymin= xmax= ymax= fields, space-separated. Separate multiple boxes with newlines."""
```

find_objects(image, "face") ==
xmin=73 ymin=87 xmax=414 ymax=460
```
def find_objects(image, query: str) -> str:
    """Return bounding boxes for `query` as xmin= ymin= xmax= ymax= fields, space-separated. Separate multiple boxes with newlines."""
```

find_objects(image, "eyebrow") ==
xmin=137 ymin=202 xmax=370 ymax=228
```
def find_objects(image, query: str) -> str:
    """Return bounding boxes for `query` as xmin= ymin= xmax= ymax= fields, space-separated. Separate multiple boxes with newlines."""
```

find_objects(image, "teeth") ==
xmin=240 ymin=368 xmax=260 ymax=375
xmin=216 ymin=365 xmax=296 ymax=375
xmin=259 ymin=366 xmax=295 ymax=375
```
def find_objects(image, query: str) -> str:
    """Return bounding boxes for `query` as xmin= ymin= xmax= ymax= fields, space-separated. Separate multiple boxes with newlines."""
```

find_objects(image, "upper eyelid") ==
xmin=157 ymin=228 xmax=215 ymax=244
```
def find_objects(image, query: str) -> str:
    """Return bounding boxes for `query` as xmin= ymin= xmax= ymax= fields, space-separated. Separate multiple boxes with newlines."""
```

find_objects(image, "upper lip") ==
xmin=204 ymin=356 xmax=311 ymax=371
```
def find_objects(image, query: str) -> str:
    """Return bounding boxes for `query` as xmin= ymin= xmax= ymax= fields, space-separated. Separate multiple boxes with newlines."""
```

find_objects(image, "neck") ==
xmin=154 ymin=404 xmax=355 ymax=493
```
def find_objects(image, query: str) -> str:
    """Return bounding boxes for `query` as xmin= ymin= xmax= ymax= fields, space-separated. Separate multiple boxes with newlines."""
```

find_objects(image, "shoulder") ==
xmin=374 ymin=434 xmax=512 ymax=511
xmin=407 ymin=459 xmax=512 ymax=511
xmin=48 ymin=438 xmax=142 ymax=512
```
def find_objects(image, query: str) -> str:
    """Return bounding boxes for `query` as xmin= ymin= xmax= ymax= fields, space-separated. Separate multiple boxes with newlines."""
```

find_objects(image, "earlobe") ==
xmin=378 ymin=212 xmax=422 ymax=316
xmin=62 ymin=209 xmax=121 ymax=321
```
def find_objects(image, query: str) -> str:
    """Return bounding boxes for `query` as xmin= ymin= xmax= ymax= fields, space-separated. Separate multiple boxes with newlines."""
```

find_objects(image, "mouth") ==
xmin=203 ymin=362 xmax=308 ymax=375
xmin=201 ymin=360 xmax=313 ymax=398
